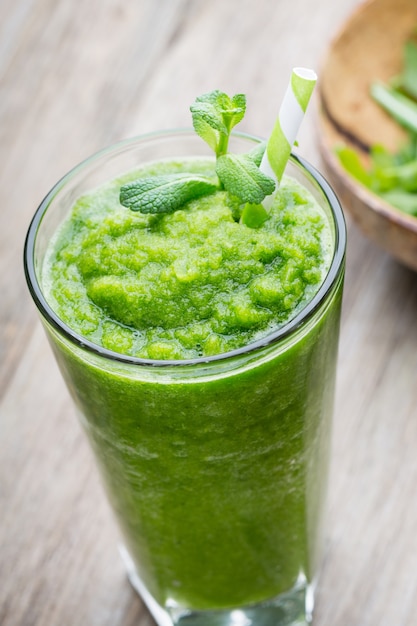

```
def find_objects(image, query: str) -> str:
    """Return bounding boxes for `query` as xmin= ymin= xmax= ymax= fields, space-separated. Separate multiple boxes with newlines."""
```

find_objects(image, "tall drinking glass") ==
xmin=24 ymin=130 xmax=346 ymax=626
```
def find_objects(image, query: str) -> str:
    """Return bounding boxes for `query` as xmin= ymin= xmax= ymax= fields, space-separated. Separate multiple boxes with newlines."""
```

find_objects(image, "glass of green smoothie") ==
xmin=24 ymin=112 xmax=346 ymax=624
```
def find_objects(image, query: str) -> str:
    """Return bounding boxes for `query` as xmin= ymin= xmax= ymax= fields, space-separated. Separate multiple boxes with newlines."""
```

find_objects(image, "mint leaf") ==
xmin=120 ymin=174 xmax=218 ymax=214
xmin=190 ymin=91 xmax=246 ymax=156
xmin=247 ymin=141 xmax=267 ymax=167
xmin=216 ymin=153 xmax=275 ymax=204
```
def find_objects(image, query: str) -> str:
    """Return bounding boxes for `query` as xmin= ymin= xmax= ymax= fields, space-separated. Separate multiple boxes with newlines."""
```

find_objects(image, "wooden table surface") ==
xmin=2 ymin=1 xmax=417 ymax=625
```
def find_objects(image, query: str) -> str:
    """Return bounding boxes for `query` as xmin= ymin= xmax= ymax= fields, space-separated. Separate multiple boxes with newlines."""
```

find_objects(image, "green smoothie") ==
xmin=26 ymin=128 xmax=345 ymax=620
xmin=44 ymin=158 xmax=332 ymax=361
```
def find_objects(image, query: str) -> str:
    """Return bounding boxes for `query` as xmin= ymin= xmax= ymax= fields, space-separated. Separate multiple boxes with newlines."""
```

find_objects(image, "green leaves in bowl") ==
xmin=336 ymin=34 xmax=417 ymax=217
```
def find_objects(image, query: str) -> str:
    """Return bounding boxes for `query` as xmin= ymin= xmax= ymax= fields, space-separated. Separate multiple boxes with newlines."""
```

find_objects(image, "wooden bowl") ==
xmin=316 ymin=0 xmax=417 ymax=271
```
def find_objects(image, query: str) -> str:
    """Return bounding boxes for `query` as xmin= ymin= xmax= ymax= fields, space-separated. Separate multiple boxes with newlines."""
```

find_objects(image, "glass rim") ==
xmin=24 ymin=128 xmax=346 ymax=368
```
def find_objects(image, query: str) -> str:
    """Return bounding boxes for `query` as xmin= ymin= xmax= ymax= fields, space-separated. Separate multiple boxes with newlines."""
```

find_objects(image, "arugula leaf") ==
xmin=335 ymin=146 xmax=371 ymax=186
xmin=379 ymin=189 xmax=417 ymax=216
xmin=216 ymin=153 xmax=275 ymax=204
xmin=120 ymin=174 xmax=218 ymax=214
xmin=371 ymin=82 xmax=417 ymax=134
xmin=190 ymin=91 xmax=246 ymax=156
xmin=373 ymin=159 xmax=417 ymax=193
xmin=403 ymin=40 xmax=417 ymax=100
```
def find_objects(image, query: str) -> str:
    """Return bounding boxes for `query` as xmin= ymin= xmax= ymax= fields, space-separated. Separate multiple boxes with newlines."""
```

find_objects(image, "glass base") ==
xmin=119 ymin=545 xmax=314 ymax=626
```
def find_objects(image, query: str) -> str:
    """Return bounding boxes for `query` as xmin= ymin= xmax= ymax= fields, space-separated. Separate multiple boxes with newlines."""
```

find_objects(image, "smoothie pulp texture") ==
xmin=39 ymin=149 xmax=344 ymax=612
xmin=44 ymin=157 xmax=332 ymax=360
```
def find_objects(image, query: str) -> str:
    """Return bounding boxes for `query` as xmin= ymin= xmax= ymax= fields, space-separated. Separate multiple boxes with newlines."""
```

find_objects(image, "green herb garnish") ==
xmin=119 ymin=90 xmax=275 ymax=218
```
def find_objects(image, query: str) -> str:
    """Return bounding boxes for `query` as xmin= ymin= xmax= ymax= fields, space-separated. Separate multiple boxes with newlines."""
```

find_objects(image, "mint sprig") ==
xmin=190 ymin=91 xmax=247 ymax=157
xmin=119 ymin=90 xmax=275 ymax=217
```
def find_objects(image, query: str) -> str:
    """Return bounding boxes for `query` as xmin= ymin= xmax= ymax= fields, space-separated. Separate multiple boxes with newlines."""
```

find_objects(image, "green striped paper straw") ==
xmin=260 ymin=67 xmax=317 ymax=191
